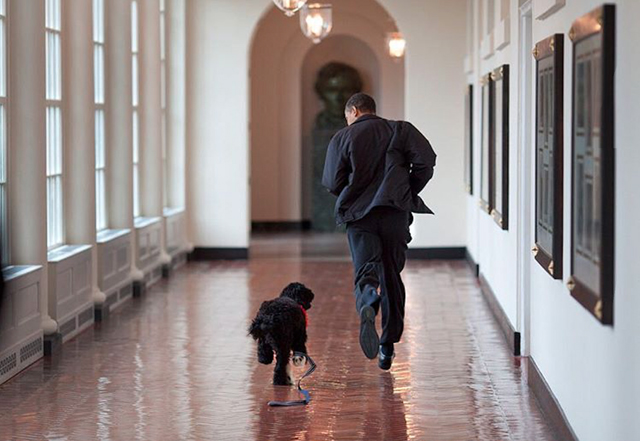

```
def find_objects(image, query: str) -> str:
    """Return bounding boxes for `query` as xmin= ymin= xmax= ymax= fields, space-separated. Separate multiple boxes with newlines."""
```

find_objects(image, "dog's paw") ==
xmin=292 ymin=354 xmax=306 ymax=367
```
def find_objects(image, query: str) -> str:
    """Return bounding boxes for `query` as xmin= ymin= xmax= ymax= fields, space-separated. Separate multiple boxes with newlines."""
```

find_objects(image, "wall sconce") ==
xmin=388 ymin=32 xmax=406 ymax=58
xmin=300 ymin=4 xmax=333 ymax=44
xmin=272 ymin=0 xmax=307 ymax=17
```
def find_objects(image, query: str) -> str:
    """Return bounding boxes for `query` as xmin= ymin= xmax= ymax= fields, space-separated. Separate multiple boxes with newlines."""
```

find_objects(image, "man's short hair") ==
xmin=345 ymin=93 xmax=376 ymax=114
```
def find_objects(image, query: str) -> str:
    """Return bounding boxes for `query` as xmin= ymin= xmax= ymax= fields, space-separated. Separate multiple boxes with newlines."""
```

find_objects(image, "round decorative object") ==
xmin=272 ymin=0 xmax=307 ymax=17
xmin=300 ymin=4 xmax=332 ymax=44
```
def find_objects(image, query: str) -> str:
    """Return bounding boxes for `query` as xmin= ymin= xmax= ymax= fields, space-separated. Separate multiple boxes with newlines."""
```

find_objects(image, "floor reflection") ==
xmin=0 ymin=234 xmax=557 ymax=440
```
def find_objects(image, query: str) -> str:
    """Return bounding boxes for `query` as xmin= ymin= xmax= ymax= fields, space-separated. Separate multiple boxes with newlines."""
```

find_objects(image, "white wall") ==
xmin=187 ymin=0 xmax=468 ymax=248
xmin=186 ymin=0 xmax=264 ymax=248
xmin=470 ymin=0 xmax=520 ymax=327
xmin=466 ymin=0 xmax=640 ymax=439
xmin=381 ymin=0 xmax=468 ymax=248
xmin=529 ymin=1 xmax=640 ymax=439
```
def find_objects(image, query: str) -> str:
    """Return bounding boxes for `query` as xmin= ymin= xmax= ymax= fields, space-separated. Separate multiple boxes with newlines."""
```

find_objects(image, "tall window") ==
xmin=131 ymin=0 xmax=140 ymax=217
xmin=0 ymin=0 xmax=8 ymax=265
xmin=160 ymin=0 xmax=168 ymax=208
xmin=94 ymin=0 xmax=107 ymax=231
xmin=46 ymin=0 xmax=64 ymax=249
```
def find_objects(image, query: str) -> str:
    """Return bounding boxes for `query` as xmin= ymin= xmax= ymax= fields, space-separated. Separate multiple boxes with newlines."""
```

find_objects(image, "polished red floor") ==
xmin=0 ymin=233 xmax=557 ymax=440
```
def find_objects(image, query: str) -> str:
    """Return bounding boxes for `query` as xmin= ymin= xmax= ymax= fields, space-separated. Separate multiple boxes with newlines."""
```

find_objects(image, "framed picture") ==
xmin=490 ymin=65 xmax=509 ymax=230
xmin=533 ymin=34 xmax=564 ymax=279
xmin=568 ymin=4 xmax=615 ymax=324
xmin=464 ymin=84 xmax=474 ymax=195
xmin=479 ymin=74 xmax=492 ymax=213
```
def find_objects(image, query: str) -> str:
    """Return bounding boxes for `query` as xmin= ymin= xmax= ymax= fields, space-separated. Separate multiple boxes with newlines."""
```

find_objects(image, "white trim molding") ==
xmin=494 ymin=18 xmax=510 ymax=51
xmin=533 ymin=0 xmax=565 ymax=21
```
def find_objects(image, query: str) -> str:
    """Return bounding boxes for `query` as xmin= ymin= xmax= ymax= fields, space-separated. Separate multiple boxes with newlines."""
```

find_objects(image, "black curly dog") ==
xmin=248 ymin=282 xmax=314 ymax=385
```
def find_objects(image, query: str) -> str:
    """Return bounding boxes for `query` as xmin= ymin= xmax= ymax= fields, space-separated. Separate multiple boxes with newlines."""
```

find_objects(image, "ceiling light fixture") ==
xmin=300 ymin=4 xmax=333 ymax=44
xmin=272 ymin=0 xmax=307 ymax=17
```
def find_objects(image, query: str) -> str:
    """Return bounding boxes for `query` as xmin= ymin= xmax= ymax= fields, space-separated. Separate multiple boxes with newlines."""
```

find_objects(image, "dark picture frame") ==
xmin=533 ymin=34 xmax=564 ymax=279
xmin=464 ymin=84 xmax=474 ymax=195
xmin=490 ymin=65 xmax=509 ymax=230
xmin=479 ymin=74 xmax=492 ymax=214
xmin=568 ymin=4 xmax=616 ymax=325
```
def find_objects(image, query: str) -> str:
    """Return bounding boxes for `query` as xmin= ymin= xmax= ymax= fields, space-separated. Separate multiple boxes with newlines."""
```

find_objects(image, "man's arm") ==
xmin=404 ymin=122 xmax=437 ymax=195
xmin=322 ymin=133 xmax=350 ymax=197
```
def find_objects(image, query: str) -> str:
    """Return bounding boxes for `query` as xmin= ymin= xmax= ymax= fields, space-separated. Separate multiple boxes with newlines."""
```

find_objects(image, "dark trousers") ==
xmin=346 ymin=206 xmax=412 ymax=345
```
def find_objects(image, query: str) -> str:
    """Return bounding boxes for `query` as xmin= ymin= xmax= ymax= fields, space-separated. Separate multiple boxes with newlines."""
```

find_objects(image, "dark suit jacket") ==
xmin=322 ymin=114 xmax=437 ymax=225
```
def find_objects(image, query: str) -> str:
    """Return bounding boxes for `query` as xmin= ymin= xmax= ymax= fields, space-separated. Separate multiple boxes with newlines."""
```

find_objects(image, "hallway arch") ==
xmin=249 ymin=0 xmax=405 ymax=226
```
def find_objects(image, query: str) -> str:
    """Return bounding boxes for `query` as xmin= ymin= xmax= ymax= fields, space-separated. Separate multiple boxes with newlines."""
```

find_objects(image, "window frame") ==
xmin=0 ymin=0 xmax=9 ymax=266
xmin=45 ymin=0 xmax=65 ymax=250
xmin=93 ymin=0 xmax=107 ymax=232
xmin=160 ymin=0 xmax=168 ymax=208
xmin=131 ymin=0 xmax=141 ymax=218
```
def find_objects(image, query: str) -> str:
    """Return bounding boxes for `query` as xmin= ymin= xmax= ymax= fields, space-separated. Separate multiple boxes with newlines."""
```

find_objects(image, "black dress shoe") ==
xmin=359 ymin=305 xmax=379 ymax=359
xmin=378 ymin=345 xmax=395 ymax=370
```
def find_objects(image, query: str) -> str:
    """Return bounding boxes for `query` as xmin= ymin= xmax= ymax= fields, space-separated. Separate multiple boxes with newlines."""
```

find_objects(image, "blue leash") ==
xmin=268 ymin=352 xmax=317 ymax=407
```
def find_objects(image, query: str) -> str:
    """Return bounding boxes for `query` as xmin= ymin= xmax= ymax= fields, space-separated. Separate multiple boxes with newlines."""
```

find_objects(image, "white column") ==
xmin=63 ymin=0 xmax=105 ymax=306
xmin=139 ymin=0 xmax=169 ymax=263
xmin=8 ymin=0 xmax=57 ymax=334
xmin=166 ymin=0 xmax=186 ymax=210
xmin=106 ymin=0 xmax=143 ymax=281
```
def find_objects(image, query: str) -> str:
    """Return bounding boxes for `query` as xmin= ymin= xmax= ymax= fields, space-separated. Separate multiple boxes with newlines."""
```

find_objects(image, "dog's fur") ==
xmin=248 ymin=282 xmax=314 ymax=385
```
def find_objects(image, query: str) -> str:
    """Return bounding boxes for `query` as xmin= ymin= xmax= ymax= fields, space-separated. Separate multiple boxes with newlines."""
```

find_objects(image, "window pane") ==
xmin=46 ymin=33 xmax=52 ymax=98
xmin=55 ymin=34 xmax=61 ymax=100
xmin=131 ymin=1 xmax=138 ymax=53
xmin=46 ymin=107 xmax=53 ymax=176
xmin=160 ymin=63 xmax=166 ymax=109
xmin=56 ymin=0 xmax=61 ymax=30
xmin=96 ymin=173 xmax=101 ymax=230
xmin=94 ymin=45 xmax=105 ymax=104
xmin=45 ymin=0 xmax=52 ymax=29
xmin=95 ymin=110 xmax=105 ymax=168
xmin=96 ymin=170 xmax=107 ymax=231
xmin=132 ymin=0 xmax=140 ymax=217
xmin=93 ymin=0 xmax=105 ymax=43
xmin=56 ymin=107 xmax=62 ymax=173
xmin=0 ymin=18 xmax=5 ymax=98
xmin=0 ymin=184 xmax=7 ymax=266
xmin=132 ymin=54 xmax=138 ymax=106
xmin=0 ymin=105 xmax=5 ymax=184
xmin=160 ymin=11 xmax=166 ymax=61
xmin=46 ymin=107 xmax=63 ymax=247
xmin=133 ymin=165 xmax=140 ymax=217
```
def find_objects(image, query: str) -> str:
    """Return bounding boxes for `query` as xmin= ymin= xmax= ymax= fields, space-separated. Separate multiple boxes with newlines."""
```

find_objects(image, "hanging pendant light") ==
xmin=300 ymin=4 xmax=333 ymax=44
xmin=387 ymin=32 xmax=406 ymax=59
xmin=272 ymin=0 xmax=307 ymax=17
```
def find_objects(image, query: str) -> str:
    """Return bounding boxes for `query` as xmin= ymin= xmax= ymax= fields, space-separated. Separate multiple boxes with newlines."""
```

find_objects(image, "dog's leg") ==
xmin=257 ymin=338 xmax=274 ymax=365
xmin=286 ymin=363 xmax=295 ymax=385
xmin=291 ymin=330 xmax=308 ymax=367
xmin=273 ymin=345 xmax=293 ymax=386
